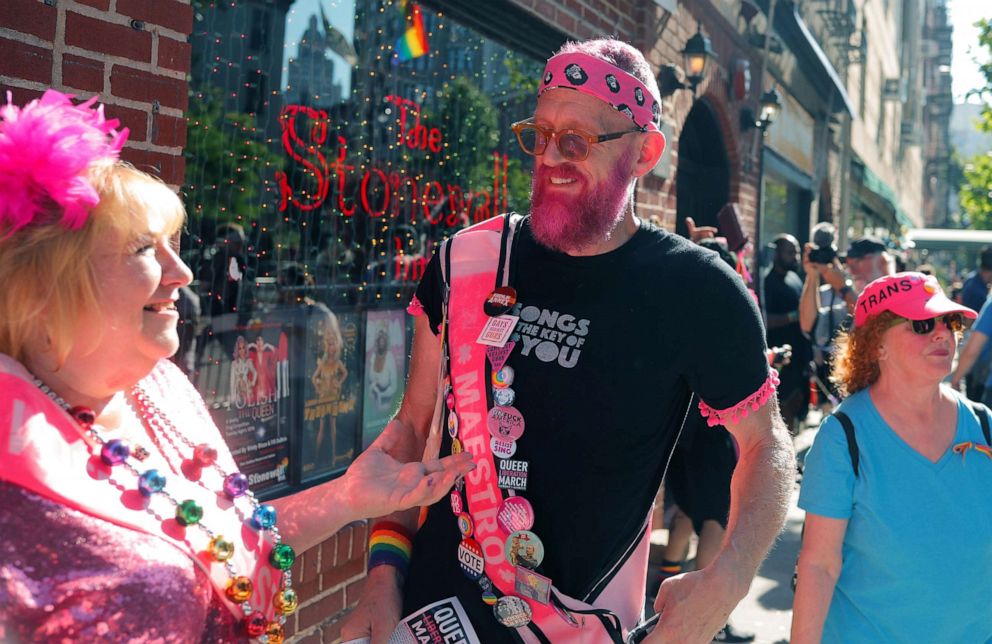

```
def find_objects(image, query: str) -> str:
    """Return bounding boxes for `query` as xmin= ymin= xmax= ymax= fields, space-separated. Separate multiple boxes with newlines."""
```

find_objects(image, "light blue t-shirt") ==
xmin=799 ymin=388 xmax=992 ymax=644
xmin=971 ymin=296 xmax=992 ymax=387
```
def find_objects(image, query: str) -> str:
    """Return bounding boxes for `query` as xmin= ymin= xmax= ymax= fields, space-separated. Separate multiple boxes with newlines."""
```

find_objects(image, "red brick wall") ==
xmin=0 ymin=0 xmax=191 ymax=186
xmin=286 ymin=522 xmax=369 ymax=642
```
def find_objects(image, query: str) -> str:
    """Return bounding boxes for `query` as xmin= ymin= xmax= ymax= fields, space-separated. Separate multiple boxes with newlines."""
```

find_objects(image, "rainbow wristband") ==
xmin=368 ymin=521 xmax=413 ymax=576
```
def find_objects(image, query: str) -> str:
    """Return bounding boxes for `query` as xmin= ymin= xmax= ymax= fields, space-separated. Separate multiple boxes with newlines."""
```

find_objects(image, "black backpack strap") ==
xmin=967 ymin=400 xmax=992 ymax=446
xmin=832 ymin=410 xmax=860 ymax=478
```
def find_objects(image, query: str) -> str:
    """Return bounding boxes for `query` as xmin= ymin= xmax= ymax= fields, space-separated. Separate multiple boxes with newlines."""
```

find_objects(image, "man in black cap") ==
xmin=844 ymin=236 xmax=891 ymax=292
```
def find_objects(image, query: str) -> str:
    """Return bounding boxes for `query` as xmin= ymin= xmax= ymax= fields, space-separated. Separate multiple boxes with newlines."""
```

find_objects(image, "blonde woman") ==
xmin=0 ymin=91 xmax=472 ymax=642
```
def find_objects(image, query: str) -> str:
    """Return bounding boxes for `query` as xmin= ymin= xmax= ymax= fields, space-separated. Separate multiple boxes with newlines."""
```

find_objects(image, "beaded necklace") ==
xmin=33 ymin=377 xmax=298 ymax=643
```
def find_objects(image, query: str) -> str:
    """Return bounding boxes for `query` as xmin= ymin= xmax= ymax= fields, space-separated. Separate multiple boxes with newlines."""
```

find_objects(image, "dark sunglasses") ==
xmin=889 ymin=313 xmax=965 ymax=335
xmin=510 ymin=120 xmax=643 ymax=162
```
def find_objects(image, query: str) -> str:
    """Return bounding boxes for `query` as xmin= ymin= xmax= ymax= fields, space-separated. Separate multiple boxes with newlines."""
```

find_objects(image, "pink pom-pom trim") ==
xmin=698 ymin=369 xmax=780 ymax=427
xmin=406 ymin=295 xmax=426 ymax=317
xmin=0 ymin=90 xmax=129 ymax=234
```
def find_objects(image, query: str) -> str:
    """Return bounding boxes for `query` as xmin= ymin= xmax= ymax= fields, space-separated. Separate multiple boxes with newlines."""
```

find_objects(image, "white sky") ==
xmin=948 ymin=0 xmax=989 ymax=103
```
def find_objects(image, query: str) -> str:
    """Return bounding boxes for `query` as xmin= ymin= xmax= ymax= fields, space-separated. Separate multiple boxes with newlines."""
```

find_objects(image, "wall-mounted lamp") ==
xmin=682 ymin=28 xmax=716 ymax=92
xmin=658 ymin=28 xmax=716 ymax=98
xmin=740 ymin=86 xmax=782 ymax=132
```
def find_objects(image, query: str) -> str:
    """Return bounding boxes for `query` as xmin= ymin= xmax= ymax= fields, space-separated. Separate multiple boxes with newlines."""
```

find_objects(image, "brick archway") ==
xmin=674 ymin=98 xmax=732 ymax=238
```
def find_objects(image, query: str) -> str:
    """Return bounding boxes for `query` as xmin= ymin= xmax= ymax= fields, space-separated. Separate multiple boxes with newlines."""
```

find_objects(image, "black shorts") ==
xmin=665 ymin=413 xmax=738 ymax=535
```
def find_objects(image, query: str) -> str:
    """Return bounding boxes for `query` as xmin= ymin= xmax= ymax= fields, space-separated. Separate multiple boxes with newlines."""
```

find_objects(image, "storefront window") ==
xmin=182 ymin=0 xmax=541 ymax=497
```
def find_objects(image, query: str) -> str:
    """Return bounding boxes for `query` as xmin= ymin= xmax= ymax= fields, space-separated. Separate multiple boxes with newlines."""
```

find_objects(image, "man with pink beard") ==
xmin=343 ymin=38 xmax=795 ymax=644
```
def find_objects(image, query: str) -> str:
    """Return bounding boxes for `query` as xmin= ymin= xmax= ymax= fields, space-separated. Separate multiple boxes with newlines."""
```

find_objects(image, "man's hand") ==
xmin=340 ymin=566 xmax=404 ymax=644
xmin=647 ymin=563 xmax=748 ymax=643
xmin=685 ymin=217 xmax=718 ymax=243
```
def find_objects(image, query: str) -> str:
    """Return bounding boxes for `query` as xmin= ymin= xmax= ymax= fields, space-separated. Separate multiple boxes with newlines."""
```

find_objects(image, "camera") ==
xmin=809 ymin=245 xmax=836 ymax=264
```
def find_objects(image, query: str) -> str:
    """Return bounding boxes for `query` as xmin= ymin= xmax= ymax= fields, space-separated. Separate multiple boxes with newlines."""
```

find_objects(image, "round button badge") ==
xmin=483 ymin=286 xmax=517 ymax=317
xmin=493 ymin=595 xmax=533 ymax=628
xmin=491 ymin=436 xmax=517 ymax=459
xmin=457 ymin=512 xmax=474 ymax=538
xmin=492 ymin=387 xmax=516 ymax=407
xmin=505 ymin=530 xmax=545 ymax=569
xmin=492 ymin=366 xmax=515 ymax=389
xmin=457 ymin=538 xmax=485 ymax=580
xmin=497 ymin=496 xmax=535 ymax=533
xmin=447 ymin=411 xmax=459 ymax=438
xmin=488 ymin=406 xmax=525 ymax=441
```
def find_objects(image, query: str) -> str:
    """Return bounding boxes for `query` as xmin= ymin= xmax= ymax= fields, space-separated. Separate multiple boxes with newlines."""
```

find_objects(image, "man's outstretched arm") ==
xmin=650 ymin=396 xmax=795 ymax=643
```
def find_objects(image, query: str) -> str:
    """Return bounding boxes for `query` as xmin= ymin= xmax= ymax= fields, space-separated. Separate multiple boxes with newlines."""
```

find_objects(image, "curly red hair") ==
xmin=829 ymin=310 xmax=898 ymax=397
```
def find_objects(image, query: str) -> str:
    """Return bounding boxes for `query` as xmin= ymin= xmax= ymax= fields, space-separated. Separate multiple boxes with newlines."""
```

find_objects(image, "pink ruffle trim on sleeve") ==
xmin=698 ymin=369 xmax=780 ymax=427
xmin=407 ymin=295 xmax=426 ymax=316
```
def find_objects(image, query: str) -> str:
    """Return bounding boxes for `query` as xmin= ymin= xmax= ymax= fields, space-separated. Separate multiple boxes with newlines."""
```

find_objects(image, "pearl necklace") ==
xmin=33 ymin=377 xmax=297 ymax=643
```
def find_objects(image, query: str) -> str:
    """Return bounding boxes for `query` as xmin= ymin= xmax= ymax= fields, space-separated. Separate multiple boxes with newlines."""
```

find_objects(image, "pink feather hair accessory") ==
xmin=0 ymin=90 xmax=129 ymax=233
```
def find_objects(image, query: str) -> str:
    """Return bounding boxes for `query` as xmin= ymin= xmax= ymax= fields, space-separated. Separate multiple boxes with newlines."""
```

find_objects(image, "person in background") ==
xmin=202 ymin=222 xmax=247 ymax=319
xmin=764 ymin=234 xmax=811 ymax=432
xmin=799 ymin=223 xmax=847 ymax=412
xmin=172 ymin=284 xmax=201 ymax=376
xmin=792 ymin=272 xmax=991 ymax=643
xmin=956 ymin=247 xmax=992 ymax=401
xmin=843 ymin=236 xmax=893 ymax=292
xmin=950 ymin=294 xmax=992 ymax=405
xmin=800 ymin=234 xmax=894 ymax=330
xmin=0 ymin=91 xmax=474 ymax=642
xmin=959 ymin=246 xmax=992 ymax=313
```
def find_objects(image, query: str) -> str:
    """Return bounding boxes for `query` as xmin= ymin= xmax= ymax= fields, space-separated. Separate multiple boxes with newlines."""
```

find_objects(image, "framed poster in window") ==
xmin=361 ymin=308 xmax=408 ymax=448
xmin=197 ymin=321 xmax=293 ymax=497
xmin=300 ymin=307 xmax=362 ymax=482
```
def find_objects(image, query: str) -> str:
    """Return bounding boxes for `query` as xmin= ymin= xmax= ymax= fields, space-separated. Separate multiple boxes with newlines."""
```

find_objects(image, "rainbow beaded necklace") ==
xmin=33 ymin=377 xmax=297 ymax=643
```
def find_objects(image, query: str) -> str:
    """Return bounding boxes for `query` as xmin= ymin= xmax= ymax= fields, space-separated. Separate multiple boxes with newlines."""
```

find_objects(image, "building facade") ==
xmin=0 ymin=0 xmax=945 ymax=639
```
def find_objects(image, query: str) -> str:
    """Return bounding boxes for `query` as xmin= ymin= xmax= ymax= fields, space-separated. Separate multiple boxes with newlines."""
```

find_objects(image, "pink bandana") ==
xmin=539 ymin=52 xmax=661 ymax=132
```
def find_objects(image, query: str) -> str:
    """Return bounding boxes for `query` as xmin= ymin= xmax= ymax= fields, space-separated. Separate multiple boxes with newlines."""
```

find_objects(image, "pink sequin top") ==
xmin=0 ymin=482 xmax=242 ymax=643
xmin=0 ymin=355 xmax=273 ymax=643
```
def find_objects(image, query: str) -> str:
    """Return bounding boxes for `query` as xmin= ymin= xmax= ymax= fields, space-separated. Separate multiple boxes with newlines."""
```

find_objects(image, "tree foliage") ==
xmin=183 ymin=86 xmax=283 ymax=229
xmin=960 ymin=18 xmax=992 ymax=229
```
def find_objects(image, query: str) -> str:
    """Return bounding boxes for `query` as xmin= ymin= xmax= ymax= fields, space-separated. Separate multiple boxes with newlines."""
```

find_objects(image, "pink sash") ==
xmin=0 ymin=355 xmax=276 ymax=622
xmin=443 ymin=216 xmax=649 ymax=643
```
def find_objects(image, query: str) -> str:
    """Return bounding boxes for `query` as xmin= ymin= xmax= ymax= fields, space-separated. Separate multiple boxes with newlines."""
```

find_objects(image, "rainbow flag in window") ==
xmin=394 ymin=1 xmax=429 ymax=62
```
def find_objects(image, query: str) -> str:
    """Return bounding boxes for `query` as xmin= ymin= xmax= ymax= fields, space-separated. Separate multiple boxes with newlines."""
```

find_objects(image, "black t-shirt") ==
xmin=403 ymin=218 xmax=769 ymax=641
xmin=763 ymin=269 xmax=811 ymax=390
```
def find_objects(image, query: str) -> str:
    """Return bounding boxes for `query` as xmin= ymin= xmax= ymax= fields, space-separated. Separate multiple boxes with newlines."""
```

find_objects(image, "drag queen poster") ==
xmin=361 ymin=309 xmax=407 ymax=448
xmin=300 ymin=306 xmax=361 ymax=481
xmin=199 ymin=323 xmax=292 ymax=497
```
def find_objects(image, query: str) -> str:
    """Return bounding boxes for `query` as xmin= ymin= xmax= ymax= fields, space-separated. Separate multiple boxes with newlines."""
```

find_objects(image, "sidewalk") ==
xmin=645 ymin=419 xmax=819 ymax=643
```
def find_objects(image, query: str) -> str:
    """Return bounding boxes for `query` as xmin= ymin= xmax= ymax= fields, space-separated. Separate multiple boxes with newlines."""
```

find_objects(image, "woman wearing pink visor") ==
xmin=791 ymin=272 xmax=992 ymax=643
